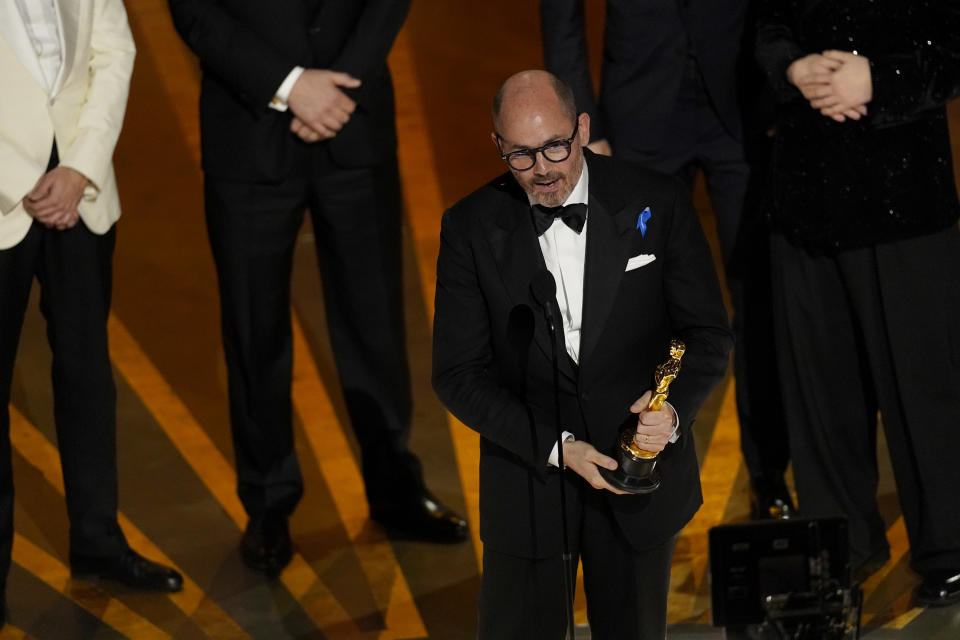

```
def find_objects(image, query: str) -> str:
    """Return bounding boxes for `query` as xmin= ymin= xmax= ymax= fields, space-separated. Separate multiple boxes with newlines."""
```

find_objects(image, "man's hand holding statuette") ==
xmin=629 ymin=390 xmax=675 ymax=454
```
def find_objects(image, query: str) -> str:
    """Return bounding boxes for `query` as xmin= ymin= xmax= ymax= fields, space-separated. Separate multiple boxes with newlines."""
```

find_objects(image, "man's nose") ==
xmin=532 ymin=150 xmax=550 ymax=174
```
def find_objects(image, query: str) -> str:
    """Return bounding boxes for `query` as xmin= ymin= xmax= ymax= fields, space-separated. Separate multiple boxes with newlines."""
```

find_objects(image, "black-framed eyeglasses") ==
xmin=496 ymin=121 xmax=579 ymax=171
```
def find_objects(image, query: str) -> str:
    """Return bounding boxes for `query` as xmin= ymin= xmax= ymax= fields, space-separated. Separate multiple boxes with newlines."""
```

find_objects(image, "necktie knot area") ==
xmin=532 ymin=203 xmax=587 ymax=235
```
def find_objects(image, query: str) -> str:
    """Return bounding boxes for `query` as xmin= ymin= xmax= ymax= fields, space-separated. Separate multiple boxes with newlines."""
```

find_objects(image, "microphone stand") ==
xmin=532 ymin=271 xmax=576 ymax=640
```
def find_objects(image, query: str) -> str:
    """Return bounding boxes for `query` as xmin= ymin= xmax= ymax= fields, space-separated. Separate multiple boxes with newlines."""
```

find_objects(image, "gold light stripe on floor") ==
xmin=883 ymin=607 xmax=924 ymax=632
xmin=8 ymin=405 xmax=246 ymax=638
xmin=858 ymin=516 xmax=922 ymax=630
xmin=882 ymin=596 xmax=923 ymax=630
xmin=0 ymin=623 xmax=30 ymax=639
xmin=291 ymin=316 xmax=427 ymax=640
xmin=11 ymin=532 xmax=168 ymax=639
xmin=107 ymin=316 xmax=246 ymax=525
xmin=106 ymin=314 xmax=362 ymax=634
xmin=388 ymin=26 xmax=483 ymax=571
xmin=669 ymin=380 xmax=741 ymax=624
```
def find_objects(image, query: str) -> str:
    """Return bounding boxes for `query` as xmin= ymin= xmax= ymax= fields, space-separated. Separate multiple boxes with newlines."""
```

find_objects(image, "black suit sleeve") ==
xmin=867 ymin=1 xmax=960 ymax=121
xmin=168 ymin=0 xmax=296 ymax=114
xmin=660 ymin=181 xmax=734 ymax=436
xmin=754 ymin=0 xmax=804 ymax=104
xmin=540 ymin=0 xmax=606 ymax=140
xmin=432 ymin=209 xmax=558 ymax=478
xmin=329 ymin=0 xmax=411 ymax=80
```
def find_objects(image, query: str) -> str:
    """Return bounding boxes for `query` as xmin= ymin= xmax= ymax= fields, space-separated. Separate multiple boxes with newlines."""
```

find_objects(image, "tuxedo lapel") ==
xmin=0 ymin=2 xmax=48 ymax=89
xmin=53 ymin=0 xmax=79 ymax=97
xmin=487 ymin=180 xmax=577 ymax=382
xmin=579 ymin=156 xmax=641 ymax=367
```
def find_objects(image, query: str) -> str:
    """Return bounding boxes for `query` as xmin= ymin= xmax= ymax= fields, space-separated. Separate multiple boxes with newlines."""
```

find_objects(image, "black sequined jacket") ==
xmin=755 ymin=0 xmax=960 ymax=253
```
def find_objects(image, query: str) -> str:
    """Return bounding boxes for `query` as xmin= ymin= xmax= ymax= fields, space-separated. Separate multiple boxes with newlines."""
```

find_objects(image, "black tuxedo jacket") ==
xmin=169 ymin=0 xmax=410 ymax=181
xmin=433 ymin=151 xmax=733 ymax=558
xmin=541 ymin=0 xmax=747 ymax=151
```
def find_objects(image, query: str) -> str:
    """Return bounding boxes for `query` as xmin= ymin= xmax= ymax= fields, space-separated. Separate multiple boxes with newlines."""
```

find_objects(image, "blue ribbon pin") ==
xmin=637 ymin=207 xmax=652 ymax=237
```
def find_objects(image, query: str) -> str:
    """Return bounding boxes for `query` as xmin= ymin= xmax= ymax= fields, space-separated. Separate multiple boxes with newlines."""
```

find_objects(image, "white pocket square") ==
xmin=625 ymin=254 xmax=656 ymax=271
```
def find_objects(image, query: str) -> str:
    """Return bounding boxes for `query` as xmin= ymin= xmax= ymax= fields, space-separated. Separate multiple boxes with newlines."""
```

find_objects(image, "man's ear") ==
xmin=578 ymin=112 xmax=591 ymax=146
xmin=490 ymin=131 xmax=500 ymax=149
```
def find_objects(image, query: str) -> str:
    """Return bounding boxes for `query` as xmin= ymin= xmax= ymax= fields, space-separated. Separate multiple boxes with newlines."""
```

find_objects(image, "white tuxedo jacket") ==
xmin=0 ymin=0 xmax=135 ymax=249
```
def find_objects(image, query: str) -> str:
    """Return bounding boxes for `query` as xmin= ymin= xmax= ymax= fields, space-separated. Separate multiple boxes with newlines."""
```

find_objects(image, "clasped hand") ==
xmin=561 ymin=390 xmax=675 ymax=495
xmin=786 ymin=50 xmax=872 ymax=122
xmin=23 ymin=166 xmax=90 ymax=230
xmin=288 ymin=69 xmax=361 ymax=143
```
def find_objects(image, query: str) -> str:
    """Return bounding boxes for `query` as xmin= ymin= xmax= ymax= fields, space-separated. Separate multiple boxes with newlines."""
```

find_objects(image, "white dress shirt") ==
xmin=538 ymin=163 xmax=589 ymax=364
xmin=539 ymin=164 xmax=678 ymax=468
xmin=13 ymin=0 xmax=63 ymax=94
xmin=270 ymin=67 xmax=306 ymax=112
xmin=538 ymin=165 xmax=588 ymax=466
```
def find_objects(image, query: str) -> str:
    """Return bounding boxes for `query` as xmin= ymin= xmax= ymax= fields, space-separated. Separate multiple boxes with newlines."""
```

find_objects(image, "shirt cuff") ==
xmin=548 ymin=431 xmax=576 ymax=468
xmin=269 ymin=66 xmax=305 ymax=112
xmin=665 ymin=401 xmax=680 ymax=443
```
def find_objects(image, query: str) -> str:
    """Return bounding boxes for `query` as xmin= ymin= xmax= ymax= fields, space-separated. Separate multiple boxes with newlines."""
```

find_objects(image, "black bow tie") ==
xmin=532 ymin=203 xmax=587 ymax=236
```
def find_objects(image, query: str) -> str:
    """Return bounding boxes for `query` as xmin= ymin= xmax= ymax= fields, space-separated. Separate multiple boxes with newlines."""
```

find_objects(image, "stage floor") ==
xmin=5 ymin=1 xmax=960 ymax=638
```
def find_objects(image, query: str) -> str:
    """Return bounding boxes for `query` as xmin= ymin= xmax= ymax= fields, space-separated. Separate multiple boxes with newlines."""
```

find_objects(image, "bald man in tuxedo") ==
xmin=433 ymin=70 xmax=732 ymax=639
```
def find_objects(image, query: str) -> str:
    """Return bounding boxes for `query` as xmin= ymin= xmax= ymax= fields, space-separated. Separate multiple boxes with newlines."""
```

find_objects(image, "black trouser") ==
xmin=204 ymin=150 xmax=422 ymax=519
xmin=770 ymin=228 xmax=960 ymax=574
xmin=0 ymin=207 xmax=126 ymax=587
xmin=617 ymin=57 xmax=788 ymax=487
xmin=478 ymin=486 xmax=677 ymax=640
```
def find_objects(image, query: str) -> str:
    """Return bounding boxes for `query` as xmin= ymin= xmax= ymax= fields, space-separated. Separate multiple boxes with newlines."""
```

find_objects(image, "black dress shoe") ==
xmin=371 ymin=490 xmax=468 ymax=544
xmin=918 ymin=569 xmax=960 ymax=607
xmin=750 ymin=478 xmax=797 ymax=521
xmin=241 ymin=514 xmax=293 ymax=576
xmin=71 ymin=548 xmax=183 ymax=592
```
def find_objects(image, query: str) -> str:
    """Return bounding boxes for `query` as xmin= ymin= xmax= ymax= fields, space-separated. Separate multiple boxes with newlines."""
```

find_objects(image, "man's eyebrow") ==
xmin=499 ymin=132 xmax=569 ymax=152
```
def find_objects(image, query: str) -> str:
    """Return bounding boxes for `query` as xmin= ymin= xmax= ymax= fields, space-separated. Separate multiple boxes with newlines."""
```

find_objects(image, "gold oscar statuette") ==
xmin=620 ymin=340 xmax=685 ymax=460
xmin=599 ymin=340 xmax=685 ymax=494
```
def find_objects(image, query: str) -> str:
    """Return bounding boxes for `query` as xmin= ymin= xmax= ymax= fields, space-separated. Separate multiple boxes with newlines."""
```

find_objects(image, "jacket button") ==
xmin=308 ymin=26 xmax=321 ymax=34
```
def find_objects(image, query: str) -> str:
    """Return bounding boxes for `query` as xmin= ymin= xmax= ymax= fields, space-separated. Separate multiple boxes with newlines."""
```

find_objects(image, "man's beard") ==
xmin=524 ymin=171 xmax=571 ymax=207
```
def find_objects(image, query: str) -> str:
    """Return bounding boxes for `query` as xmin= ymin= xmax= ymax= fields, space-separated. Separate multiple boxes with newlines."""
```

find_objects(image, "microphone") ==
xmin=530 ymin=269 xmax=560 ymax=336
xmin=530 ymin=269 xmax=576 ymax=640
